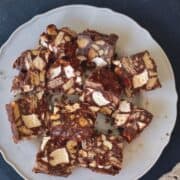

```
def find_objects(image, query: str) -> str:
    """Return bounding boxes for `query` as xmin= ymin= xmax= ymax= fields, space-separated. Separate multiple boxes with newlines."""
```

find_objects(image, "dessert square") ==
xmin=6 ymin=91 xmax=47 ymax=142
xmin=78 ymin=133 xmax=123 ymax=175
xmin=112 ymin=100 xmax=153 ymax=142
xmin=113 ymin=51 xmax=161 ymax=97
xmin=76 ymin=30 xmax=118 ymax=67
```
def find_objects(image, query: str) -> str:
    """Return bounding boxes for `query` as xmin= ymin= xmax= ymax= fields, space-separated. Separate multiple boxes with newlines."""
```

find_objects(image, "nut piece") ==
xmin=77 ymin=37 xmax=90 ymax=48
xmin=63 ymin=79 xmax=74 ymax=91
xmin=49 ymin=148 xmax=69 ymax=166
xmin=22 ymin=114 xmax=41 ymax=128
xmin=132 ymin=70 xmax=149 ymax=88
xmin=88 ymin=106 xmax=100 ymax=112
xmin=79 ymin=117 xmax=89 ymax=127
xmin=50 ymin=114 xmax=60 ymax=120
xmin=103 ymin=140 xmax=112 ymax=150
xmin=66 ymin=140 xmax=78 ymax=153
xmin=65 ymin=103 xmax=80 ymax=112
xmin=88 ymin=48 xmax=98 ymax=59
xmin=92 ymin=91 xmax=110 ymax=106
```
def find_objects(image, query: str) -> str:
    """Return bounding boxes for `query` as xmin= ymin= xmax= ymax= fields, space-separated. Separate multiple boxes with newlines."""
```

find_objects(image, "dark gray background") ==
xmin=0 ymin=0 xmax=179 ymax=179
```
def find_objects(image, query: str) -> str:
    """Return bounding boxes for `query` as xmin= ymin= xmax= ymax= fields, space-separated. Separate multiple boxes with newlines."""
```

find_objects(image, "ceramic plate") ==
xmin=0 ymin=5 xmax=177 ymax=180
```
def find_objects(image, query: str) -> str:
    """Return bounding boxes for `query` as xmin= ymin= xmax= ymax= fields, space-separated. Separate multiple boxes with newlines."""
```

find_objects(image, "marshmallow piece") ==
xmin=64 ymin=65 xmax=75 ymax=79
xmin=92 ymin=91 xmax=110 ymax=106
xmin=119 ymin=101 xmax=131 ymax=112
xmin=92 ymin=57 xmax=107 ymax=67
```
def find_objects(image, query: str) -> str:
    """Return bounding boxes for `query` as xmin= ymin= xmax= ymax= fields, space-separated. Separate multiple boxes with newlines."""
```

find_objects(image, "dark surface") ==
xmin=0 ymin=0 xmax=179 ymax=179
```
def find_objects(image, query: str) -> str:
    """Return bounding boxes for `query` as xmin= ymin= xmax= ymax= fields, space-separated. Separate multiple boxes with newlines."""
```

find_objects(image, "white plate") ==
xmin=0 ymin=5 xmax=177 ymax=180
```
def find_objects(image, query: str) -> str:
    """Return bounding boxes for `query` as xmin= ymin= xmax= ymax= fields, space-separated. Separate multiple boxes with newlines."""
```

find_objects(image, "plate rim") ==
xmin=0 ymin=4 xmax=178 ymax=180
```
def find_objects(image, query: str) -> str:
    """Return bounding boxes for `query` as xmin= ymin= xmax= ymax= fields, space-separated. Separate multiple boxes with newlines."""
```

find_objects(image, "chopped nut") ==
xmin=88 ymin=48 xmax=98 ymax=59
xmin=100 ymin=107 xmax=112 ymax=115
xmin=89 ymin=160 xmax=96 ymax=167
xmin=96 ymin=40 xmax=105 ymax=45
xmin=22 ymin=114 xmax=41 ymax=128
xmin=66 ymin=140 xmax=78 ymax=154
xmin=79 ymin=117 xmax=89 ymax=127
xmin=50 ymin=114 xmax=60 ymax=120
xmin=77 ymin=37 xmax=90 ymax=48
xmin=65 ymin=103 xmax=80 ymax=112
xmin=79 ymin=150 xmax=88 ymax=157
xmin=88 ymin=106 xmax=100 ymax=112
xmin=103 ymin=140 xmax=112 ymax=150
xmin=63 ymin=79 xmax=74 ymax=91
xmin=49 ymin=148 xmax=69 ymax=166
xmin=51 ymin=121 xmax=61 ymax=127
